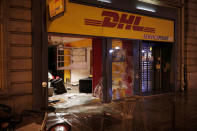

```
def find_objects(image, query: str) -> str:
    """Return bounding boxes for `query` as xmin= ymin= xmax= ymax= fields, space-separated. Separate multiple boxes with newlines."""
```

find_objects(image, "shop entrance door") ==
xmin=153 ymin=43 xmax=172 ymax=93
xmin=141 ymin=41 xmax=173 ymax=95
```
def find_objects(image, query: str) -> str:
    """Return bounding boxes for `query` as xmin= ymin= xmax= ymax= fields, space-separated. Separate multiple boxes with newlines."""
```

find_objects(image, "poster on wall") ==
xmin=112 ymin=49 xmax=126 ymax=62
xmin=112 ymin=40 xmax=134 ymax=100
xmin=49 ymin=0 xmax=65 ymax=20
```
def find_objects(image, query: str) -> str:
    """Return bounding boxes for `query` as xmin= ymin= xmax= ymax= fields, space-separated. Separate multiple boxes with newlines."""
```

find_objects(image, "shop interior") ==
xmin=48 ymin=35 xmax=99 ymax=108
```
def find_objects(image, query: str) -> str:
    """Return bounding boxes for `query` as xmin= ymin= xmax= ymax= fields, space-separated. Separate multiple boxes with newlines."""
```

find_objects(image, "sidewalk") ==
xmin=47 ymin=96 xmax=146 ymax=131
xmin=144 ymin=89 xmax=197 ymax=131
xmin=46 ymin=89 xmax=197 ymax=131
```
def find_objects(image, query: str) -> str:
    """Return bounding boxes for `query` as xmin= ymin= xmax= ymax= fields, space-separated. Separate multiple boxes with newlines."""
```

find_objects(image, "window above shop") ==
xmin=69 ymin=0 xmax=132 ymax=11
xmin=69 ymin=0 xmax=177 ymax=20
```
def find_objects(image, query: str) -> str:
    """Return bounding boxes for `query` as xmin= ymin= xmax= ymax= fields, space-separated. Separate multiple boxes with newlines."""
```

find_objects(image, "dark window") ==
xmin=69 ymin=0 xmax=132 ymax=11
xmin=69 ymin=0 xmax=177 ymax=20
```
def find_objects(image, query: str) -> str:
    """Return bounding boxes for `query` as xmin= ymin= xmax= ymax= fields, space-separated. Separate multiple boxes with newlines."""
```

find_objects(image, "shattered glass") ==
xmin=46 ymin=95 xmax=146 ymax=131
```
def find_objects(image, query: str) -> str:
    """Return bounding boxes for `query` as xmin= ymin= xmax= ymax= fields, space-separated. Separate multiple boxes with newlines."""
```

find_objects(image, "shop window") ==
xmin=141 ymin=43 xmax=153 ymax=93
xmin=111 ymin=39 xmax=134 ymax=100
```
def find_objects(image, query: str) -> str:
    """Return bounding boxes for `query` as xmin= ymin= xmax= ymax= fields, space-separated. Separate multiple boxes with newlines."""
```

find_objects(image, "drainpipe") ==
xmin=181 ymin=0 xmax=187 ymax=91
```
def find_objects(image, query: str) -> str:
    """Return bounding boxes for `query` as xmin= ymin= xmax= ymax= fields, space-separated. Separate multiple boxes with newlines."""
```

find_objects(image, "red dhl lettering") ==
xmin=84 ymin=10 xmax=156 ymax=33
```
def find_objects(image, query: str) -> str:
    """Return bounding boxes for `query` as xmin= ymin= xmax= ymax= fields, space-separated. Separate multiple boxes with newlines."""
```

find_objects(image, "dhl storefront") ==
xmin=47 ymin=0 xmax=175 ymax=102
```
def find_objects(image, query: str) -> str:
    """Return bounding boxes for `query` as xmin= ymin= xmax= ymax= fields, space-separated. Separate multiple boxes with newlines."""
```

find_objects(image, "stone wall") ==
xmin=0 ymin=0 xmax=33 ymax=114
xmin=185 ymin=0 xmax=197 ymax=89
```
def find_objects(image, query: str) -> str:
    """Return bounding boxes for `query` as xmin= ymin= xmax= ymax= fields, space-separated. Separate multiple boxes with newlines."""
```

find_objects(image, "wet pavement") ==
xmin=46 ymin=89 xmax=197 ymax=131
xmin=48 ymin=93 xmax=99 ymax=109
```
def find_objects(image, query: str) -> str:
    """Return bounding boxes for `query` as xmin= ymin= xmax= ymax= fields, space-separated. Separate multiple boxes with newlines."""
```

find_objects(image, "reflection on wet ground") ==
xmin=49 ymin=93 xmax=99 ymax=109
xmin=47 ymin=90 xmax=197 ymax=131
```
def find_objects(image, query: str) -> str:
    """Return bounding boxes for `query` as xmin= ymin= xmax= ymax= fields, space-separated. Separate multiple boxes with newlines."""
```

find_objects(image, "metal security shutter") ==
xmin=140 ymin=42 xmax=154 ymax=95
xmin=133 ymin=41 xmax=141 ymax=95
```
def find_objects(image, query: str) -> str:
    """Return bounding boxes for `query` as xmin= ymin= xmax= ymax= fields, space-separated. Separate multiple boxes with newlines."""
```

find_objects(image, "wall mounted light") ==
xmin=97 ymin=0 xmax=111 ymax=3
xmin=136 ymin=5 xmax=156 ymax=12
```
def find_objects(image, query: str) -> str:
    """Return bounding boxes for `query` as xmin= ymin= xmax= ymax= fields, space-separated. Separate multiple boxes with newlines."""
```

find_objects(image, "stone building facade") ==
xmin=0 ymin=0 xmax=33 ymax=114
xmin=0 ymin=0 xmax=196 ymax=114
xmin=184 ymin=0 xmax=197 ymax=89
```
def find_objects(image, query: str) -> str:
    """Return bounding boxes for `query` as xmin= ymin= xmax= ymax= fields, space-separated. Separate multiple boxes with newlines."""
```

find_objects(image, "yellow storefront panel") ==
xmin=49 ymin=0 xmax=65 ymax=18
xmin=48 ymin=0 xmax=174 ymax=42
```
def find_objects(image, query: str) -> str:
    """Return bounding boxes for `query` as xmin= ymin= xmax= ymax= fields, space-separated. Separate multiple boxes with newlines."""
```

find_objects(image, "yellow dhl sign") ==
xmin=49 ymin=0 xmax=64 ymax=18
xmin=48 ymin=0 xmax=174 ymax=42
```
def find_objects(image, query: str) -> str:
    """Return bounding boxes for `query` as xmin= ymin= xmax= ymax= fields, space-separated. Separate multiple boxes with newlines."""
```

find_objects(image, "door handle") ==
xmin=42 ymin=82 xmax=47 ymax=88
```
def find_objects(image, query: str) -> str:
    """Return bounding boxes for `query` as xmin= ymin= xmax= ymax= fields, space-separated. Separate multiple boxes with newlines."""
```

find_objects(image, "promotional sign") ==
xmin=49 ymin=0 xmax=65 ymax=19
xmin=48 ymin=0 xmax=174 ymax=42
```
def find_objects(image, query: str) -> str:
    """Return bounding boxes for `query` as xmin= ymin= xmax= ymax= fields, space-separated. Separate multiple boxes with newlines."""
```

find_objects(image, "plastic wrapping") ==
xmin=93 ymin=78 xmax=103 ymax=101
xmin=112 ymin=39 xmax=134 ymax=100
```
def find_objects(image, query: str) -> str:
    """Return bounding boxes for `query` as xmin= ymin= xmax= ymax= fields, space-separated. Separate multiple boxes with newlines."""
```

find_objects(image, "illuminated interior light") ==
xmin=115 ymin=46 xmax=120 ymax=50
xmin=150 ymin=46 xmax=152 ymax=51
xmin=136 ymin=6 xmax=156 ymax=12
xmin=109 ymin=49 xmax=114 ymax=53
xmin=97 ymin=0 xmax=111 ymax=3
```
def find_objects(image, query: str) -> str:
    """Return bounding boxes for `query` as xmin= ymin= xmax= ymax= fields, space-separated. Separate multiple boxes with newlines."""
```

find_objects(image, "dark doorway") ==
xmin=141 ymin=41 xmax=173 ymax=95
xmin=153 ymin=43 xmax=173 ymax=93
xmin=48 ymin=46 xmax=64 ymax=80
